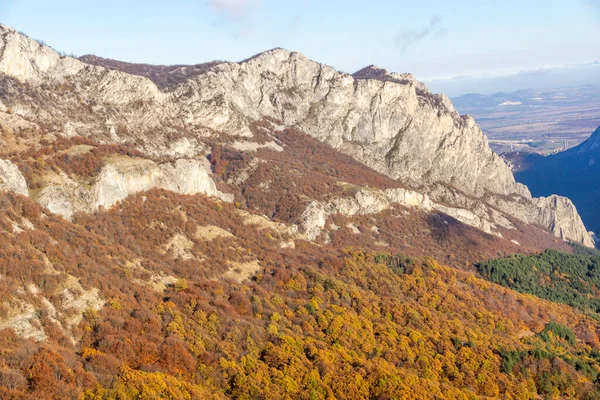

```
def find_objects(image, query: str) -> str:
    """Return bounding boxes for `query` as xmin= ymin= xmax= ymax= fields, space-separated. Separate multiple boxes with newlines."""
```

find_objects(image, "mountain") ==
xmin=2 ymin=24 xmax=600 ymax=398
xmin=453 ymin=85 xmax=600 ymax=114
xmin=0 ymin=25 xmax=592 ymax=247
xmin=505 ymin=126 xmax=600 ymax=236
xmin=429 ymin=62 xmax=600 ymax=96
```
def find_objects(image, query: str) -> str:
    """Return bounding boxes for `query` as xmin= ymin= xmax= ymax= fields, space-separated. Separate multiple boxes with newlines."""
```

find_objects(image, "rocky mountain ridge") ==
xmin=0 ymin=24 xmax=593 ymax=246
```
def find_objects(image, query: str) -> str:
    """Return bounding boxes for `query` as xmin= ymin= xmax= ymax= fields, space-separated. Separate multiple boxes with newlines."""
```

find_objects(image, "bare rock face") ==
xmin=301 ymin=187 xmax=506 ymax=241
xmin=37 ymin=157 xmax=232 ymax=219
xmin=187 ymin=52 xmax=527 ymax=199
xmin=0 ymin=26 xmax=83 ymax=83
xmin=0 ymin=278 xmax=104 ymax=343
xmin=385 ymin=188 xmax=433 ymax=211
xmin=94 ymin=157 xmax=231 ymax=209
xmin=532 ymin=196 xmax=594 ymax=247
xmin=187 ymin=50 xmax=591 ymax=246
xmin=0 ymin=159 xmax=28 ymax=196
xmin=0 ymin=25 xmax=170 ymax=153
xmin=0 ymin=25 xmax=593 ymax=246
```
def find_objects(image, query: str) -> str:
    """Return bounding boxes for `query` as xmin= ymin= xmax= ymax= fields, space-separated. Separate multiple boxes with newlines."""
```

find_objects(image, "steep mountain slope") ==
xmin=2 ymin=24 xmax=600 ymax=399
xmin=505 ymin=126 xmax=600 ymax=236
xmin=0 ymin=24 xmax=593 ymax=247
xmin=0 ymin=188 xmax=597 ymax=398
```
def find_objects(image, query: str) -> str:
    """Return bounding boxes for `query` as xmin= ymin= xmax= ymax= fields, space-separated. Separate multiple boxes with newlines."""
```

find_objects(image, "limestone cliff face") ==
xmin=300 ymin=187 xmax=508 ymax=241
xmin=37 ymin=157 xmax=232 ymax=219
xmin=179 ymin=50 xmax=592 ymax=246
xmin=0 ymin=25 xmax=170 ymax=153
xmin=0 ymin=159 xmax=28 ymax=196
xmin=178 ymin=53 xmax=527 ymax=199
xmin=0 ymin=25 xmax=593 ymax=246
xmin=533 ymin=196 xmax=592 ymax=245
xmin=0 ymin=26 xmax=83 ymax=83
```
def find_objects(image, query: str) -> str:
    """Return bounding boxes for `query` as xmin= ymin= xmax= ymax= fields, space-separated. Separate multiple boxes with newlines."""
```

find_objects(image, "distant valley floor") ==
xmin=452 ymin=84 xmax=600 ymax=154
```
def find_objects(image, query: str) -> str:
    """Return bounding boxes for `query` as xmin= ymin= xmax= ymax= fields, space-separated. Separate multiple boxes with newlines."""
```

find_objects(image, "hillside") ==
xmin=1 ymin=24 xmax=600 ymax=398
xmin=505 ymin=126 xmax=600 ymax=236
xmin=0 ymin=188 xmax=598 ymax=398
xmin=478 ymin=247 xmax=600 ymax=315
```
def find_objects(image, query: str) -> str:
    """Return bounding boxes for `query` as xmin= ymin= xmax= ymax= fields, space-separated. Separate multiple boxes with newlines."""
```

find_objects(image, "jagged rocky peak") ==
xmin=353 ymin=64 xmax=457 ymax=113
xmin=353 ymin=64 xmax=390 ymax=79
xmin=353 ymin=65 xmax=423 ymax=89
xmin=239 ymin=47 xmax=293 ymax=63
xmin=0 ymin=24 xmax=84 ymax=83
xmin=199 ymin=48 xmax=520 ymax=198
xmin=0 ymin=24 xmax=162 ymax=100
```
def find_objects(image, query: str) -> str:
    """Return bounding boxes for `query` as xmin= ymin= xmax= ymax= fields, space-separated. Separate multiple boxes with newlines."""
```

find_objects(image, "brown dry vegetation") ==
xmin=212 ymin=127 xmax=406 ymax=224
xmin=211 ymin=126 xmax=571 ymax=267
xmin=78 ymin=55 xmax=224 ymax=90
xmin=0 ymin=189 xmax=598 ymax=398
xmin=10 ymin=137 xmax=170 ymax=189
xmin=0 ymin=121 xmax=590 ymax=398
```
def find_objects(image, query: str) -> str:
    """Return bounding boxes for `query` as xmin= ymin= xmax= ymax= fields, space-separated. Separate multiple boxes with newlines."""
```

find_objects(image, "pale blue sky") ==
xmin=1 ymin=0 xmax=599 ymax=95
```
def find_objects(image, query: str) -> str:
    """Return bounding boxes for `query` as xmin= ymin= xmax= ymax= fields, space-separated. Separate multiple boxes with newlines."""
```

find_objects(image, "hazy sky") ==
xmin=1 ymin=0 xmax=599 ymax=95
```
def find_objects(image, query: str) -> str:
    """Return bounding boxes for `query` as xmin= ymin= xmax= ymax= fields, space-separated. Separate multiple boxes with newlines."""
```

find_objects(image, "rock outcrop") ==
xmin=301 ymin=187 xmax=509 ymax=241
xmin=532 ymin=196 xmax=593 ymax=246
xmin=0 ymin=24 xmax=593 ymax=246
xmin=182 ymin=50 xmax=591 ymax=245
xmin=37 ymin=156 xmax=232 ymax=219
xmin=0 ymin=159 xmax=28 ymax=196
xmin=183 ymin=53 xmax=527 ymax=199
xmin=0 ymin=278 xmax=104 ymax=342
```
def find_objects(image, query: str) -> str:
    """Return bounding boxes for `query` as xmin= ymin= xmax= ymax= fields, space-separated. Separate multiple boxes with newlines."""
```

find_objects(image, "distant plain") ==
xmin=452 ymin=84 xmax=600 ymax=154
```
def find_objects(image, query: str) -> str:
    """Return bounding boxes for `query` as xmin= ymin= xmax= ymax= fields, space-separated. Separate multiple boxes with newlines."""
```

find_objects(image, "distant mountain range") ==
xmin=504 ymin=126 xmax=600 ymax=235
xmin=428 ymin=61 xmax=600 ymax=96
xmin=453 ymin=85 xmax=600 ymax=115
